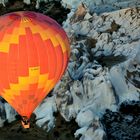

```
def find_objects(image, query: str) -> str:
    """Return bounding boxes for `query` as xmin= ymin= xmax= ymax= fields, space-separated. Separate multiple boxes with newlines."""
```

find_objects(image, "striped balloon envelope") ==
xmin=0 ymin=11 xmax=70 ymax=127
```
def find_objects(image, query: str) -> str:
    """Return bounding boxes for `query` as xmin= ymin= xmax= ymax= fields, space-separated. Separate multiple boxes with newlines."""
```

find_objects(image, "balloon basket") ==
xmin=21 ymin=116 xmax=30 ymax=129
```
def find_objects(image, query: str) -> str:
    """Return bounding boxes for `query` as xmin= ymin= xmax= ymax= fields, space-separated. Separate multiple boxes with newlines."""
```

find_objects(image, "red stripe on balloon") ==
xmin=18 ymin=35 xmax=29 ymax=76
xmin=25 ymin=27 xmax=39 ymax=67
xmin=33 ymin=33 xmax=49 ymax=74
xmin=27 ymin=83 xmax=39 ymax=117
xmin=44 ymin=39 xmax=57 ymax=79
xmin=54 ymin=45 xmax=63 ymax=83
xmin=19 ymin=90 xmax=30 ymax=116
xmin=0 ymin=52 xmax=9 ymax=89
xmin=8 ymin=44 xmax=18 ymax=83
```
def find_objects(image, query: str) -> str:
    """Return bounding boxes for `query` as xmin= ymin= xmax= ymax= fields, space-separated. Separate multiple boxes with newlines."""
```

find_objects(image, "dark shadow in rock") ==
xmin=125 ymin=70 xmax=140 ymax=89
xmin=0 ymin=112 xmax=79 ymax=140
xmin=106 ymin=20 xmax=121 ymax=34
xmin=95 ymin=55 xmax=127 ymax=68
xmin=0 ymin=113 xmax=48 ymax=140
xmin=0 ymin=0 xmax=70 ymax=25
xmin=46 ymin=112 xmax=79 ymax=140
xmin=37 ymin=1 xmax=70 ymax=25
xmin=101 ymin=101 xmax=140 ymax=140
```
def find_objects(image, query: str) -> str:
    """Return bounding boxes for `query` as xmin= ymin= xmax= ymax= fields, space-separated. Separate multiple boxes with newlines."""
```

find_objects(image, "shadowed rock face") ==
xmin=102 ymin=101 xmax=140 ymax=140
xmin=0 ymin=0 xmax=70 ymax=25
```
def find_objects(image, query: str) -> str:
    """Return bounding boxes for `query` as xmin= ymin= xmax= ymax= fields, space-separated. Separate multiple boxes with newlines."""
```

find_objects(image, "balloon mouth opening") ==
xmin=21 ymin=116 xmax=30 ymax=129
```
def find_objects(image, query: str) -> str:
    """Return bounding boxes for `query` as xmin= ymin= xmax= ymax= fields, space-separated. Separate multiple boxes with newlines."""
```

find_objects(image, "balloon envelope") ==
xmin=0 ymin=11 xmax=70 ymax=119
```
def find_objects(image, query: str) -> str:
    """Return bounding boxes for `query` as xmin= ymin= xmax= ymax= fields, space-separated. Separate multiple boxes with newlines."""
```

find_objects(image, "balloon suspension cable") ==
xmin=21 ymin=116 xmax=30 ymax=129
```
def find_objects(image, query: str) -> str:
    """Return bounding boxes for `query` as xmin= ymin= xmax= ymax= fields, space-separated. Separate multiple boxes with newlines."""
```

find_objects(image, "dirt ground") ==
xmin=0 ymin=113 xmax=79 ymax=140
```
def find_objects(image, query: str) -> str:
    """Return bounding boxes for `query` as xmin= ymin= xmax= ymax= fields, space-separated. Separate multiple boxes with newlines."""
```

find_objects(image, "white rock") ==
xmin=23 ymin=0 xmax=31 ymax=5
xmin=4 ymin=103 xmax=16 ymax=123
xmin=75 ymin=126 xmax=106 ymax=140
xmin=78 ymin=20 xmax=91 ymax=35
xmin=0 ymin=102 xmax=16 ymax=127
xmin=76 ymin=109 xmax=94 ymax=127
xmin=0 ymin=0 xmax=8 ymax=6
xmin=71 ymin=22 xmax=81 ymax=33
xmin=110 ymin=63 xmax=139 ymax=103
xmin=74 ymin=126 xmax=88 ymax=138
xmin=0 ymin=102 xmax=6 ymax=127
xmin=134 ymin=43 xmax=140 ymax=64
xmin=84 ymin=13 xmax=92 ymax=20
xmin=34 ymin=96 xmax=57 ymax=131
xmin=88 ymin=29 xmax=99 ymax=38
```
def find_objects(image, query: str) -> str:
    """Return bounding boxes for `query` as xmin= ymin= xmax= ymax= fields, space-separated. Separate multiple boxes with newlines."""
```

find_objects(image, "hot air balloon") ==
xmin=0 ymin=11 xmax=70 ymax=128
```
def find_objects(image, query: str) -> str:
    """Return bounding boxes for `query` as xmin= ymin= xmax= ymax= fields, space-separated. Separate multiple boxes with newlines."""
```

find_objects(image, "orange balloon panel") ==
xmin=0 ymin=11 xmax=70 ymax=118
